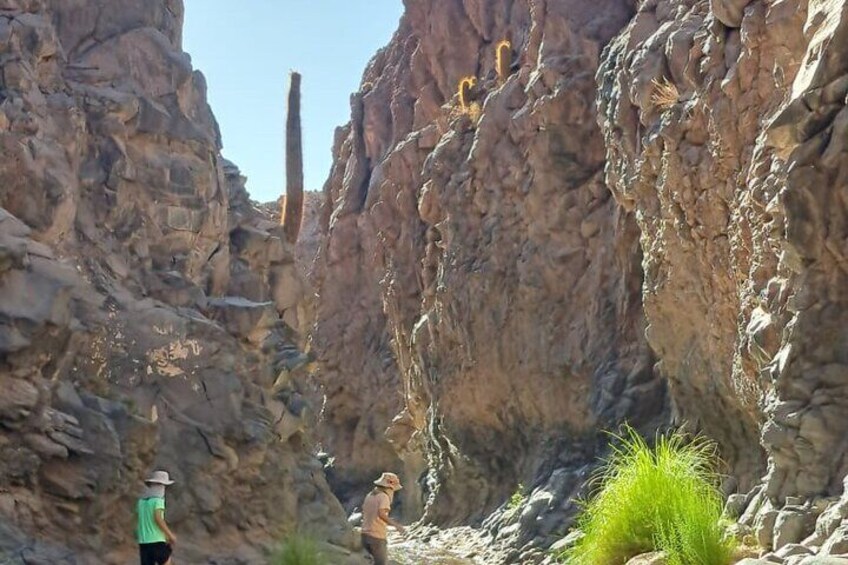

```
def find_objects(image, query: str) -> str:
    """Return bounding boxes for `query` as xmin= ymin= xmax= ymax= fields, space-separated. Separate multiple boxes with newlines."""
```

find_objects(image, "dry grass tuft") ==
xmin=449 ymin=101 xmax=482 ymax=125
xmin=465 ymin=101 xmax=482 ymax=124
xmin=651 ymin=77 xmax=680 ymax=110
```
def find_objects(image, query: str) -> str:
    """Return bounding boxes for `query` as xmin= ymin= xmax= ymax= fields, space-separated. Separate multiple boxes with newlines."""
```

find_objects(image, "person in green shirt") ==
xmin=137 ymin=470 xmax=178 ymax=565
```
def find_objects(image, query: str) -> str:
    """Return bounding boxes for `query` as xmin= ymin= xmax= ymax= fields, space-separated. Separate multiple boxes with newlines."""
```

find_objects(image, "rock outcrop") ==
xmin=312 ymin=0 xmax=666 ymax=558
xmin=10 ymin=0 xmax=848 ymax=562
xmin=294 ymin=191 xmax=323 ymax=279
xmin=0 ymin=1 xmax=357 ymax=563
xmin=311 ymin=0 xmax=848 ymax=562
xmin=596 ymin=0 xmax=848 ymax=560
xmin=598 ymin=0 xmax=848 ymax=505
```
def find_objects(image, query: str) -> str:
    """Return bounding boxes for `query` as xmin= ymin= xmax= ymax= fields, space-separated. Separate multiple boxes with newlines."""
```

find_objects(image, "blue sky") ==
xmin=183 ymin=1 xmax=404 ymax=202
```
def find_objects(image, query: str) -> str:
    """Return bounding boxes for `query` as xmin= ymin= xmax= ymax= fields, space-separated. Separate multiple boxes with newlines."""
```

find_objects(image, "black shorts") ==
xmin=139 ymin=542 xmax=172 ymax=565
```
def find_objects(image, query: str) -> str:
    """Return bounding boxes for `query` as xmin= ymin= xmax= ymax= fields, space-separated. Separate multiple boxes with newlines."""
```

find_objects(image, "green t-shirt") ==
xmin=136 ymin=497 xmax=166 ymax=544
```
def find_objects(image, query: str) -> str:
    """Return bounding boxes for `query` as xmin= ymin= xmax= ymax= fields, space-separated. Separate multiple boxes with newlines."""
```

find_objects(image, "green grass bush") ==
xmin=506 ymin=483 xmax=527 ymax=511
xmin=507 ymin=483 xmax=527 ymax=514
xmin=562 ymin=426 xmax=735 ymax=565
xmin=271 ymin=533 xmax=326 ymax=565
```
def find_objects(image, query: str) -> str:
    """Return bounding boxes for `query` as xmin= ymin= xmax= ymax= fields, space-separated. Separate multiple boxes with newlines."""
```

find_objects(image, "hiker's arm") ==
xmin=378 ymin=508 xmax=405 ymax=533
xmin=154 ymin=509 xmax=178 ymax=544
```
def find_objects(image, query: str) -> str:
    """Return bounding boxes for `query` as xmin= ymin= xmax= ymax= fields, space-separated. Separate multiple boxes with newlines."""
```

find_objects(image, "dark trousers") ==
xmin=139 ymin=542 xmax=172 ymax=565
xmin=361 ymin=534 xmax=388 ymax=565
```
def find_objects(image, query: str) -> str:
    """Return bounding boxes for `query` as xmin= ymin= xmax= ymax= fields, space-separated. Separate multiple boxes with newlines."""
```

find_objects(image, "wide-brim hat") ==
xmin=144 ymin=470 xmax=175 ymax=486
xmin=374 ymin=472 xmax=403 ymax=491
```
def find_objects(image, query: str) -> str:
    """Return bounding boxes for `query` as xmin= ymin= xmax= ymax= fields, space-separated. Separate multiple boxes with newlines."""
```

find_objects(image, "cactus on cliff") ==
xmin=282 ymin=71 xmax=303 ymax=244
xmin=458 ymin=76 xmax=477 ymax=111
xmin=496 ymin=40 xmax=512 ymax=83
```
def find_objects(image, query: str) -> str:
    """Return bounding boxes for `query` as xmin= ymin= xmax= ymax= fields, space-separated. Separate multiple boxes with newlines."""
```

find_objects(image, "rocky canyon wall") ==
xmin=598 ymin=0 xmax=848 ymax=504
xmin=313 ymin=0 xmax=848 ymax=560
xmin=0 ymin=1 xmax=356 ymax=564
xmin=312 ymin=0 xmax=667 ymax=558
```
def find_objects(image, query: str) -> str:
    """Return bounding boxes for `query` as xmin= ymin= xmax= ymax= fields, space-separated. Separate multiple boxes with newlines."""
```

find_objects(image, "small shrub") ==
xmin=651 ymin=77 xmax=680 ymax=110
xmin=465 ymin=101 xmax=482 ymax=124
xmin=562 ymin=426 xmax=735 ymax=565
xmin=272 ymin=533 xmax=326 ymax=565
xmin=507 ymin=483 xmax=527 ymax=514
xmin=450 ymin=100 xmax=482 ymax=125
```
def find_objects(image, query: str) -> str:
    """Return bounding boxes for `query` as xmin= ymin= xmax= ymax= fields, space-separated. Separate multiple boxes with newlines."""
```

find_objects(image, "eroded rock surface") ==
xmin=595 ymin=0 xmax=848 ymax=560
xmin=0 ymin=1 xmax=357 ymax=563
xmin=312 ymin=0 xmax=665 ymax=557
xmin=295 ymin=191 xmax=323 ymax=280
xmin=598 ymin=0 xmax=848 ymax=501
xmin=312 ymin=0 xmax=848 ymax=562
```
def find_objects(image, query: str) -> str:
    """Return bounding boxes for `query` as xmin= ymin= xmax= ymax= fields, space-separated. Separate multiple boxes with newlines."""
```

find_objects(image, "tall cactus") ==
xmin=496 ymin=40 xmax=512 ymax=83
xmin=282 ymin=71 xmax=303 ymax=244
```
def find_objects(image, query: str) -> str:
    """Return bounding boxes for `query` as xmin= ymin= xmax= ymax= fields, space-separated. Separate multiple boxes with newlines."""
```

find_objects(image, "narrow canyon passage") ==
xmin=5 ymin=0 xmax=848 ymax=563
xmin=387 ymin=529 xmax=484 ymax=565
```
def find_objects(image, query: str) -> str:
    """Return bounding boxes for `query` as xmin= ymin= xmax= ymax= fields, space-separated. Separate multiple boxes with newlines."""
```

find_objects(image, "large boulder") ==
xmin=710 ymin=0 xmax=755 ymax=27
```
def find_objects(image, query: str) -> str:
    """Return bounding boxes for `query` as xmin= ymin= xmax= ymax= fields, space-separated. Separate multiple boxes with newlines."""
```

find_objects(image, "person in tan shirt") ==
xmin=361 ymin=472 xmax=405 ymax=565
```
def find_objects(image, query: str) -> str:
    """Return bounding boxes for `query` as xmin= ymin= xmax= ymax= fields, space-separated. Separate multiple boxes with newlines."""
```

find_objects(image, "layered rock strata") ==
xmin=0 ymin=1 xmax=356 ymax=563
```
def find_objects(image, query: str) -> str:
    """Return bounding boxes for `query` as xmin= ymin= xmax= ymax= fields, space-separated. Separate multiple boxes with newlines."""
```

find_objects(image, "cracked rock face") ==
xmin=312 ymin=0 xmax=665 ymax=556
xmin=312 ymin=0 xmax=848 ymax=561
xmin=598 ymin=0 xmax=848 ymax=503
xmin=0 ymin=1 xmax=357 ymax=563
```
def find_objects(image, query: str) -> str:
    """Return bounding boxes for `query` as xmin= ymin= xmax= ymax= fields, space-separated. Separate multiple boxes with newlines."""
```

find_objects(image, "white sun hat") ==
xmin=374 ymin=472 xmax=403 ymax=491
xmin=144 ymin=470 xmax=175 ymax=485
